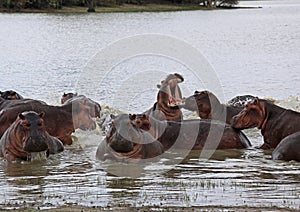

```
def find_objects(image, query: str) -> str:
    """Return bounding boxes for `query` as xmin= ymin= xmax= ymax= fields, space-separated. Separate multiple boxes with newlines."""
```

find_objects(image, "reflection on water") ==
xmin=0 ymin=0 xmax=300 ymax=210
xmin=1 ymin=138 xmax=300 ymax=210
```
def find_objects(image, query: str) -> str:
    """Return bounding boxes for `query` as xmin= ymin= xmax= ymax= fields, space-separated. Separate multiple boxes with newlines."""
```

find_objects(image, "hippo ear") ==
xmin=11 ymin=91 xmax=16 ymax=95
xmin=157 ymin=84 xmax=161 ymax=89
xmin=63 ymin=93 xmax=67 ymax=97
xmin=82 ymin=99 xmax=87 ymax=105
xmin=19 ymin=113 xmax=25 ymax=120
xmin=39 ymin=112 xmax=45 ymax=118
xmin=142 ymin=114 xmax=147 ymax=118
xmin=129 ymin=114 xmax=136 ymax=120
xmin=174 ymin=73 xmax=184 ymax=82
xmin=253 ymin=97 xmax=259 ymax=105
xmin=194 ymin=90 xmax=200 ymax=95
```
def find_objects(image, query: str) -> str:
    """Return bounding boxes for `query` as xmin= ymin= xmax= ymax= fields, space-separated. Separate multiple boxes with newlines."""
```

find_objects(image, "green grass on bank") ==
xmin=0 ymin=3 xmax=261 ymax=14
xmin=0 ymin=4 xmax=212 ymax=13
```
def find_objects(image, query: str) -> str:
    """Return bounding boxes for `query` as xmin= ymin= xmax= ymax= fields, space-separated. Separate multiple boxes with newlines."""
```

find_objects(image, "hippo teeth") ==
xmin=28 ymin=150 xmax=48 ymax=162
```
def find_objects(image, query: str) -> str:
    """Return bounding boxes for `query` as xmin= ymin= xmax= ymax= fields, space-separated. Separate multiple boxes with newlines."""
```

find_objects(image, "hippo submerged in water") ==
xmin=131 ymin=114 xmax=251 ymax=151
xmin=96 ymin=114 xmax=164 ymax=162
xmin=231 ymin=97 xmax=300 ymax=149
xmin=272 ymin=131 xmax=300 ymax=162
xmin=0 ymin=111 xmax=64 ymax=162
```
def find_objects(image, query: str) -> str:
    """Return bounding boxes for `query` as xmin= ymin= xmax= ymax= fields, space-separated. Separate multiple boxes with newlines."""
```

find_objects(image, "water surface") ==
xmin=0 ymin=0 xmax=300 ymax=210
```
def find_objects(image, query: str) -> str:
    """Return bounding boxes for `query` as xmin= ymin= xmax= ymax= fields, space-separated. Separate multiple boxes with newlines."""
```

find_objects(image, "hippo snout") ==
xmin=24 ymin=136 xmax=48 ymax=153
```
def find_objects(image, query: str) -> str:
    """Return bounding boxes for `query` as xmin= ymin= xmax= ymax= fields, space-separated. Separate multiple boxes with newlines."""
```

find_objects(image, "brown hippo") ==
xmin=0 ymin=98 xmax=96 ymax=145
xmin=96 ymin=114 xmax=164 ymax=162
xmin=272 ymin=131 xmax=300 ymax=162
xmin=0 ymin=111 xmax=64 ymax=162
xmin=231 ymin=97 xmax=300 ymax=149
xmin=0 ymin=90 xmax=24 ymax=100
xmin=61 ymin=92 xmax=101 ymax=118
xmin=182 ymin=90 xmax=245 ymax=124
xmin=132 ymin=114 xmax=251 ymax=151
xmin=145 ymin=73 xmax=184 ymax=121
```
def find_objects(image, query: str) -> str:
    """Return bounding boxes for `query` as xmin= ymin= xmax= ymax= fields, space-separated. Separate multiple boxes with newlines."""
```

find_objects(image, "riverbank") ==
xmin=0 ymin=4 xmax=209 ymax=13
xmin=0 ymin=4 xmax=261 ymax=13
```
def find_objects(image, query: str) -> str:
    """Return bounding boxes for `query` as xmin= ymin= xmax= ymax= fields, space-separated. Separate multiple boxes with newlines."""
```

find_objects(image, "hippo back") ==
xmin=146 ymin=118 xmax=251 ymax=151
xmin=272 ymin=132 xmax=300 ymax=161
xmin=227 ymin=95 xmax=256 ymax=107
xmin=0 ymin=90 xmax=24 ymax=100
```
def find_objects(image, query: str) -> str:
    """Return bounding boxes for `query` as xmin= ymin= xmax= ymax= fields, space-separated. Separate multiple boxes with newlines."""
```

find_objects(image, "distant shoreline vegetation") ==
xmin=0 ymin=0 xmax=261 ymax=13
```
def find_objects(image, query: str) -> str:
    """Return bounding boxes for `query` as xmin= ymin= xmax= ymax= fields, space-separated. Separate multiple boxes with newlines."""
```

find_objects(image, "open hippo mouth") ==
xmin=168 ymin=95 xmax=185 ymax=109
xmin=167 ymin=86 xmax=184 ymax=108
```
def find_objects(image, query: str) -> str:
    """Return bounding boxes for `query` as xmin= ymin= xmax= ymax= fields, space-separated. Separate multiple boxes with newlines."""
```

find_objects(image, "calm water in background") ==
xmin=0 ymin=0 xmax=300 ymax=210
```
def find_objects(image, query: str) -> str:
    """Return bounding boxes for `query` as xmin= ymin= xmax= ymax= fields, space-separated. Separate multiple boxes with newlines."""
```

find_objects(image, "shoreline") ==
xmin=0 ymin=4 xmax=262 ymax=13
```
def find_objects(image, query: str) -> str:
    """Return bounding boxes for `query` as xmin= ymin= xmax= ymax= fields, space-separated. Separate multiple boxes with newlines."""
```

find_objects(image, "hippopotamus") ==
xmin=0 ymin=111 xmax=64 ymax=162
xmin=61 ymin=92 xmax=101 ymax=118
xmin=0 ymin=98 xmax=96 ymax=145
xmin=132 ymin=114 xmax=251 ymax=151
xmin=144 ymin=73 xmax=184 ymax=121
xmin=182 ymin=90 xmax=245 ymax=124
xmin=231 ymin=97 xmax=300 ymax=149
xmin=272 ymin=131 xmax=300 ymax=161
xmin=0 ymin=90 xmax=24 ymax=100
xmin=96 ymin=114 xmax=164 ymax=162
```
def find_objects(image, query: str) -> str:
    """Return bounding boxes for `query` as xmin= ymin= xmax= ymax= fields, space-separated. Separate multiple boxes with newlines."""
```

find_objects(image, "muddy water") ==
xmin=1 ymin=106 xmax=300 ymax=211
xmin=0 ymin=0 xmax=300 ymax=210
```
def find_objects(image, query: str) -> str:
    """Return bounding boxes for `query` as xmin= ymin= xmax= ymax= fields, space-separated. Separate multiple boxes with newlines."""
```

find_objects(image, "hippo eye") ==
xmin=38 ymin=121 xmax=43 ymax=127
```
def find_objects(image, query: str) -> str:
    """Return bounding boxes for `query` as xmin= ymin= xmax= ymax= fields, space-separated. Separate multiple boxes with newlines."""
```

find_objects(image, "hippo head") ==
xmin=106 ymin=114 xmax=142 ymax=153
xmin=61 ymin=92 xmax=77 ymax=104
xmin=17 ymin=111 xmax=49 ymax=153
xmin=0 ymin=90 xmax=23 ymax=100
xmin=71 ymin=99 xmax=96 ymax=131
xmin=231 ymin=98 xmax=267 ymax=130
xmin=129 ymin=114 xmax=151 ymax=131
xmin=183 ymin=90 xmax=221 ymax=119
xmin=157 ymin=73 xmax=185 ymax=108
xmin=84 ymin=98 xmax=101 ymax=118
